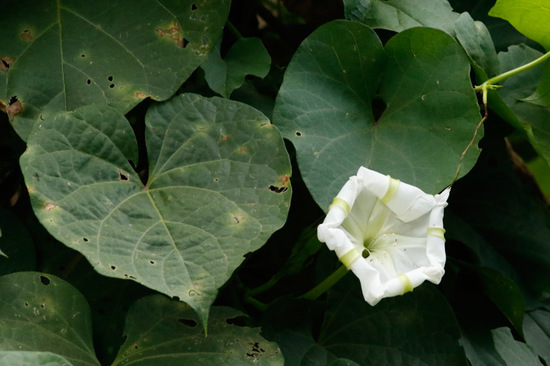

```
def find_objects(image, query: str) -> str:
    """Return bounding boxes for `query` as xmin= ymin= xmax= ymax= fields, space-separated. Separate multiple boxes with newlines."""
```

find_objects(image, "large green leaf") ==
xmin=20 ymin=94 xmax=292 ymax=326
xmin=0 ymin=272 xmax=99 ymax=366
xmin=489 ymin=0 xmax=550 ymax=50
xmin=0 ymin=0 xmax=230 ymax=141
xmin=273 ymin=20 xmax=481 ymax=210
xmin=497 ymin=45 xmax=550 ymax=168
xmin=112 ymin=295 xmax=283 ymax=365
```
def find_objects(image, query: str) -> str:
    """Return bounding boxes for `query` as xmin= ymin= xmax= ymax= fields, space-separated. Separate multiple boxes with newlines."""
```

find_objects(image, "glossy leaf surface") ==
xmin=0 ymin=0 xmax=230 ymax=140
xmin=273 ymin=20 xmax=481 ymax=210
xmin=20 ymin=94 xmax=291 ymax=325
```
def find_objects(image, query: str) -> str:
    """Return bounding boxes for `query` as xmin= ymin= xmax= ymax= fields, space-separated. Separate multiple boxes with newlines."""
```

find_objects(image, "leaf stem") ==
xmin=245 ymin=276 xmax=280 ymax=298
xmin=474 ymin=50 xmax=550 ymax=92
xmin=300 ymin=264 xmax=349 ymax=301
xmin=226 ymin=21 xmax=243 ymax=40
xmin=244 ymin=294 xmax=268 ymax=312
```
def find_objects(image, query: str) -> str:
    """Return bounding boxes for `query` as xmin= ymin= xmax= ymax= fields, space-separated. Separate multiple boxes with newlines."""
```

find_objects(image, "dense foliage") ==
xmin=0 ymin=0 xmax=549 ymax=365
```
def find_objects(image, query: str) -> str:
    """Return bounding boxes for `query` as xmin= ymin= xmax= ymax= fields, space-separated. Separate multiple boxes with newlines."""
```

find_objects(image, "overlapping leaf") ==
xmin=0 ymin=0 xmax=230 ymax=140
xmin=448 ymin=136 xmax=550 ymax=299
xmin=344 ymin=0 xmax=499 ymax=82
xmin=273 ymin=20 xmax=481 ymax=210
xmin=489 ymin=0 xmax=550 ymax=51
xmin=112 ymin=295 xmax=283 ymax=365
xmin=496 ymin=45 xmax=550 ymax=167
xmin=20 ymin=94 xmax=292 ymax=326
xmin=202 ymin=37 xmax=271 ymax=98
xmin=0 ymin=272 xmax=99 ymax=365
xmin=344 ymin=0 xmax=459 ymax=34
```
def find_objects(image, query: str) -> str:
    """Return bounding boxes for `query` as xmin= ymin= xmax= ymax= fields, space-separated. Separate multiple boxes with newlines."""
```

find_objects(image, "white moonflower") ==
xmin=317 ymin=166 xmax=450 ymax=305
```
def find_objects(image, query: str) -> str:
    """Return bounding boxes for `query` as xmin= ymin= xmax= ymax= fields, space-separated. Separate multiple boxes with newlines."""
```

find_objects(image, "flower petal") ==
xmin=317 ymin=167 xmax=450 ymax=305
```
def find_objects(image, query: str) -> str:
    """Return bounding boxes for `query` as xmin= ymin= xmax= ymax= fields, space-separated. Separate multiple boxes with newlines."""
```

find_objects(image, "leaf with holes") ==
xmin=0 ymin=272 xmax=99 ymax=365
xmin=20 ymin=93 xmax=292 ymax=327
xmin=0 ymin=0 xmax=230 ymax=141
xmin=112 ymin=295 xmax=283 ymax=365
xmin=273 ymin=20 xmax=481 ymax=210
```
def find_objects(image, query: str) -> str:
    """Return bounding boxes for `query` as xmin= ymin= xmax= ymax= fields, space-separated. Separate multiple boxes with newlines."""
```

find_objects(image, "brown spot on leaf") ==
xmin=135 ymin=92 xmax=147 ymax=99
xmin=7 ymin=100 xmax=23 ymax=119
xmin=278 ymin=174 xmax=290 ymax=186
xmin=0 ymin=56 xmax=14 ymax=71
xmin=2 ymin=96 xmax=23 ymax=120
xmin=44 ymin=202 xmax=58 ymax=211
xmin=21 ymin=29 xmax=32 ymax=41
xmin=220 ymin=135 xmax=229 ymax=141
xmin=156 ymin=21 xmax=185 ymax=48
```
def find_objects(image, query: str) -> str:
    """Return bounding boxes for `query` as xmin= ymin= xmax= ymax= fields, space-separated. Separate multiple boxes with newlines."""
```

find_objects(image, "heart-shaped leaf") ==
xmin=20 ymin=94 xmax=292 ymax=325
xmin=112 ymin=295 xmax=283 ymax=365
xmin=0 ymin=0 xmax=230 ymax=141
xmin=273 ymin=20 xmax=481 ymax=210
xmin=0 ymin=272 xmax=99 ymax=365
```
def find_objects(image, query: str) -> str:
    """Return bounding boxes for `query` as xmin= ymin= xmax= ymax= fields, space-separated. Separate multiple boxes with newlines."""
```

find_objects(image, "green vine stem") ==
xmin=455 ymin=49 xmax=550 ymax=183
xmin=225 ymin=20 xmax=243 ymax=40
xmin=474 ymin=49 xmax=550 ymax=98
xmin=300 ymin=264 xmax=349 ymax=301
